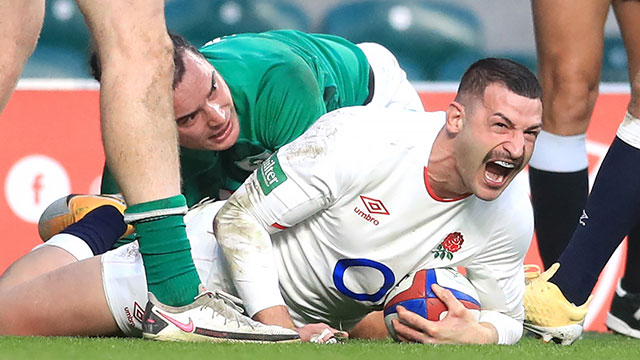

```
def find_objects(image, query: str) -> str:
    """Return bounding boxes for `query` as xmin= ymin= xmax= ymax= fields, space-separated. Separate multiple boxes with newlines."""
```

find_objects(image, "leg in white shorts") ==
xmin=358 ymin=42 xmax=424 ymax=112
xmin=101 ymin=200 xmax=235 ymax=336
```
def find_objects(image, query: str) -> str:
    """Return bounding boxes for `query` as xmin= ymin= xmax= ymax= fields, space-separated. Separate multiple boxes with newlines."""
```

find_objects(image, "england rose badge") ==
xmin=431 ymin=232 xmax=464 ymax=260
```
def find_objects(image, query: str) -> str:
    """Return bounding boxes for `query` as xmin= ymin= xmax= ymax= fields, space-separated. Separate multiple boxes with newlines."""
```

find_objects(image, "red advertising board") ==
xmin=0 ymin=81 xmax=630 ymax=332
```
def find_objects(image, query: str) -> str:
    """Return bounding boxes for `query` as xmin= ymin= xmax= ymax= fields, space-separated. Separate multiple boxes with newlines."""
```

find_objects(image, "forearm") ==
xmin=253 ymin=305 xmax=296 ymax=330
xmin=213 ymin=187 xmax=285 ymax=316
xmin=349 ymin=311 xmax=389 ymax=340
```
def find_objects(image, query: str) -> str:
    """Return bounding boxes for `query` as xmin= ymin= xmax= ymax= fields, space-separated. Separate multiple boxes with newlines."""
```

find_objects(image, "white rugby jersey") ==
xmin=213 ymin=106 xmax=533 ymax=345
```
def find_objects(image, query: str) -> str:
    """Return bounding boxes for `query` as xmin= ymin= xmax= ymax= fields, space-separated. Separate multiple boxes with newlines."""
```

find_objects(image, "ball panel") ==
xmin=383 ymin=267 xmax=482 ymax=341
xmin=384 ymin=297 xmax=428 ymax=318
xmin=425 ymin=268 xmax=438 ymax=298
xmin=446 ymin=288 xmax=481 ymax=308
xmin=458 ymin=299 xmax=482 ymax=311
xmin=384 ymin=269 xmax=428 ymax=308
xmin=425 ymin=297 xmax=448 ymax=321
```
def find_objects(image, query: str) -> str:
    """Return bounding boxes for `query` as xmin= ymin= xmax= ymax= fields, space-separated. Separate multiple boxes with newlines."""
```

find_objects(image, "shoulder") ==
xmin=312 ymin=106 xmax=444 ymax=140
xmin=280 ymin=107 xmax=443 ymax=166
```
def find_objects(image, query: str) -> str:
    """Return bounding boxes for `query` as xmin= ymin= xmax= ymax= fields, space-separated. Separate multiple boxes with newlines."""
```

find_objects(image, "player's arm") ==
xmin=254 ymin=61 xmax=327 ymax=149
xmin=213 ymin=113 xmax=354 ymax=338
xmin=462 ymin=188 xmax=534 ymax=345
xmin=213 ymin=157 xmax=330 ymax=338
xmin=394 ymin=181 xmax=533 ymax=345
xmin=213 ymin=154 xmax=329 ymax=316
xmin=349 ymin=311 xmax=389 ymax=339
xmin=462 ymin=264 xmax=526 ymax=345
xmin=214 ymin=171 xmax=345 ymax=342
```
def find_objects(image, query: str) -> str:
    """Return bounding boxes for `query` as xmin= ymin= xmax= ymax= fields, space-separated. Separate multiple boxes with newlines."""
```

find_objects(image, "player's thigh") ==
xmin=0 ymin=256 xmax=119 ymax=336
xmin=0 ymin=0 xmax=44 ymax=108
xmin=613 ymin=0 xmax=640 ymax=112
xmin=73 ymin=0 xmax=169 ymax=52
xmin=0 ymin=0 xmax=44 ymax=47
xmin=532 ymin=0 xmax=609 ymax=81
xmin=0 ymin=246 xmax=77 ymax=292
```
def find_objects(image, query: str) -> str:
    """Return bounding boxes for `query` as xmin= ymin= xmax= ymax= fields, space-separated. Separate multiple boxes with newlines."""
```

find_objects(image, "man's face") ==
xmin=454 ymin=83 xmax=542 ymax=201
xmin=173 ymin=51 xmax=239 ymax=151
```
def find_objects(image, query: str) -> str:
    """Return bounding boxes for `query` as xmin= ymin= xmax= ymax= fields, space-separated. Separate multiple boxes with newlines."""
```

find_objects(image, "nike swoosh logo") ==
xmin=156 ymin=311 xmax=194 ymax=333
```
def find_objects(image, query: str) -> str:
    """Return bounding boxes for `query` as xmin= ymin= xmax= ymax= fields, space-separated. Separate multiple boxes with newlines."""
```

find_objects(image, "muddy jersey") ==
xmin=101 ymin=30 xmax=370 ymax=205
xmin=215 ymin=106 xmax=533 ymax=345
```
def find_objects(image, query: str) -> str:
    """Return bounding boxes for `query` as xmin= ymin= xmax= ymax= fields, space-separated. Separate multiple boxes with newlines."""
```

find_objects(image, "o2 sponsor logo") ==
xmin=333 ymin=258 xmax=395 ymax=303
xmin=4 ymin=155 xmax=71 ymax=223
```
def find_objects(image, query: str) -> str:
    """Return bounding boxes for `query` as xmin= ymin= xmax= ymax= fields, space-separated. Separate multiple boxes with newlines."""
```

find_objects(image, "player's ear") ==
xmin=445 ymin=101 xmax=465 ymax=135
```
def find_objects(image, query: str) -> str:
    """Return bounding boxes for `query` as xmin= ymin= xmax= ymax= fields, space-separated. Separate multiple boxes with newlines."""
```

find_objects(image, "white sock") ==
xmin=529 ymin=130 xmax=588 ymax=172
xmin=32 ymin=233 xmax=94 ymax=261
xmin=617 ymin=111 xmax=640 ymax=150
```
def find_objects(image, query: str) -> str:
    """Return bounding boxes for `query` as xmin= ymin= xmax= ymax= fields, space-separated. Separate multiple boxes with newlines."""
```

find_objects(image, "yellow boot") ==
xmin=524 ymin=263 xmax=591 ymax=345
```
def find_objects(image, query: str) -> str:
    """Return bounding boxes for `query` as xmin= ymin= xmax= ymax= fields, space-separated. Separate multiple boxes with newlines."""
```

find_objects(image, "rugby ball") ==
xmin=383 ymin=268 xmax=481 ymax=341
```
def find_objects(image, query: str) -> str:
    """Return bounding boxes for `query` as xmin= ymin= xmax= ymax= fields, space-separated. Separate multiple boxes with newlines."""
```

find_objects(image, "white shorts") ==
xmin=358 ymin=42 xmax=424 ymax=112
xmin=101 ymin=200 xmax=236 ymax=336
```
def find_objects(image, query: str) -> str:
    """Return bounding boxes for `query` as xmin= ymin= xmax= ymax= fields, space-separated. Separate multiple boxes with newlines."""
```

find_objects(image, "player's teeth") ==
xmin=494 ymin=160 xmax=514 ymax=168
xmin=485 ymin=172 xmax=504 ymax=183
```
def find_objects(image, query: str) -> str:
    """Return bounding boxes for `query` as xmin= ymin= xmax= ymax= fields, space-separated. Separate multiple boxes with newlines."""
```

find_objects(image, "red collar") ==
xmin=423 ymin=167 xmax=471 ymax=202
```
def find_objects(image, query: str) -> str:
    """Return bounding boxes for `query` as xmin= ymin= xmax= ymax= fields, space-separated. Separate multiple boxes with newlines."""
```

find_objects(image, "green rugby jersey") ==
xmin=102 ymin=30 xmax=370 ymax=206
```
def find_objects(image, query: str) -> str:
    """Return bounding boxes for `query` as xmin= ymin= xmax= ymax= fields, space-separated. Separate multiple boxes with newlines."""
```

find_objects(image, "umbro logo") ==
xmin=123 ymin=302 xmax=145 ymax=327
xmin=353 ymin=195 xmax=389 ymax=226
xmin=360 ymin=196 xmax=389 ymax=215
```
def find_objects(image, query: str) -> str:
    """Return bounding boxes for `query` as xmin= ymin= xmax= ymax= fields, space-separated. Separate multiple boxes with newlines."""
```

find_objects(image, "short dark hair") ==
xmin=90 ymin=32 xmax=206 ymax=89
xmin=455 ymin=58 xmax=542 ymax=103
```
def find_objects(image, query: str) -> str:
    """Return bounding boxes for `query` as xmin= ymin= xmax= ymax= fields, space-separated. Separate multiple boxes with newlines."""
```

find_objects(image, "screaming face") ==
xmin=455 ymin=83 xmax=542 ymax=201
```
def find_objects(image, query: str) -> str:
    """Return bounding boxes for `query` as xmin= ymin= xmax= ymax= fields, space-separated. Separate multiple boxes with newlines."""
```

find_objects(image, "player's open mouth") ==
xmin=209 ymin=118 xmax=233 ymax=143
xmin=484 ymin=160 xmax=516 ymax=187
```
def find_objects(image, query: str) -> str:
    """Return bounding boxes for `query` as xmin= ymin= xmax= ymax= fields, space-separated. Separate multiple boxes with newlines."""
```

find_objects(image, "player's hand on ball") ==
xmin=392 ymin=284 xmax=498 ymax=344
xmin=297 ymin=323 xmax=349 ymax=343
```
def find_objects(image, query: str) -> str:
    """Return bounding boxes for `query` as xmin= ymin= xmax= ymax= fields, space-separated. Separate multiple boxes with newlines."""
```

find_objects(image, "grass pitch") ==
xmin=1 ymin=332 xmax=639 ymax=360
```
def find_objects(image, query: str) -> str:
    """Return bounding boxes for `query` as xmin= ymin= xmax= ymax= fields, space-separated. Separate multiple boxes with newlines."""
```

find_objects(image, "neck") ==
xmin=427 ymin=129 xmax=471 ymax=199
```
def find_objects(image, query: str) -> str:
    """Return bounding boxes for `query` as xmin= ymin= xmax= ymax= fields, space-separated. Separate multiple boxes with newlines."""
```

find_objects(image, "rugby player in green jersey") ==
xmin=95 ymin=30 xmax=424 ymax=205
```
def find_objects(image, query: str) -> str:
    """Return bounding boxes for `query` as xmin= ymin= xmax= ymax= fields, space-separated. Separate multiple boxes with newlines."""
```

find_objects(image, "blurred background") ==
xmin=22 ymin=0 xmax=629 ymax=82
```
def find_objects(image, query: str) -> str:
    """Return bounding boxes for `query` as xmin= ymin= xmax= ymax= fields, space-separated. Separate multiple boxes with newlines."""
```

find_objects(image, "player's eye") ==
xmin=210 ymin=72 xmax=218 ymax=95
xmin=492 ymin=122 xmax=509 ymax=133
xmin=176 ymin=113 xmax=197 ymax=127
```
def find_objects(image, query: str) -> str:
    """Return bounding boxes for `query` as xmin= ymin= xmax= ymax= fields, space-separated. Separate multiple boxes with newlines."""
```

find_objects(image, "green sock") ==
xmin=114 ymin=233 xmax=136 ymax=249
xmin=126 ymin=195 xmax=200 ymax=307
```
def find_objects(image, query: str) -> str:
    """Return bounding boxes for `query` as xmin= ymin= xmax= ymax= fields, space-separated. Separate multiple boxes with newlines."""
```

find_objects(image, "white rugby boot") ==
xmin=142 ymin=286 xmax=300 ymax=343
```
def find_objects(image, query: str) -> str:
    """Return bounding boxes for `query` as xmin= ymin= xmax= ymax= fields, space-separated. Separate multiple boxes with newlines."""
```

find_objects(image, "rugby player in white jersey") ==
xmin=0 ymin=58 xmax=542 ymax=344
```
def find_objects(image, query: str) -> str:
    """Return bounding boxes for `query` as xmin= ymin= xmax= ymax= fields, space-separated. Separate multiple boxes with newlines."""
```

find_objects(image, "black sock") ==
xmin=529 ymin=167 xmax=589 ymax=269
xmin=621 ymin=221 xmax=640 ymax=294
xmin=60 ymin=205 xmax=127 ymax=255
xmin=552 ymin=137 xmax=640 ymax=304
